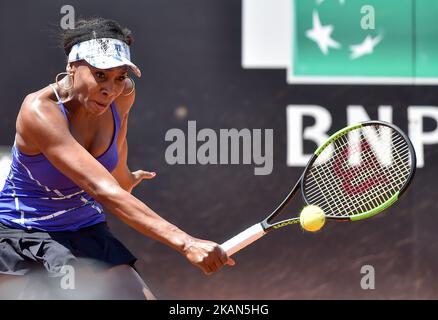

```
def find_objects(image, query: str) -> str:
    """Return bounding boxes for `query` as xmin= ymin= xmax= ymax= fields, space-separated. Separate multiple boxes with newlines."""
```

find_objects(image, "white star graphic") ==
xmin=306 ymin=10 xmax=341 ymax=55
xmin=317 ymin=0 xmax=345 ymax=5
xmin=349 ymin=34 xmax=383 ymax=60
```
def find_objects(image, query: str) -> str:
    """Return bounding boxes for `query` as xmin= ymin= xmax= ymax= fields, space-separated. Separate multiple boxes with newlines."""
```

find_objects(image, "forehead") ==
xmin=74 ymin=61 xmax=128 ymax=73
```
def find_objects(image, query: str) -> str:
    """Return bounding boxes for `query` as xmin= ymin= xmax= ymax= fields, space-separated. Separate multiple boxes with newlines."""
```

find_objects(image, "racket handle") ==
xmin=221 ymin=223 xmax=266 ymax=256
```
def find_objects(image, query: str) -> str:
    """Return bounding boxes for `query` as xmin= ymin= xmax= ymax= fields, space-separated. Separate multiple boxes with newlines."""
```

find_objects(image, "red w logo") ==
xmin=333 ymin=141 xmax=389 ymax=196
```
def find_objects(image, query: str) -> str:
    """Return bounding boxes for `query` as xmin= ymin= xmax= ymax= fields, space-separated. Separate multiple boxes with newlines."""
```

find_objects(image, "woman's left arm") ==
xmin=112 ymin=88 xmax=156 ymax=193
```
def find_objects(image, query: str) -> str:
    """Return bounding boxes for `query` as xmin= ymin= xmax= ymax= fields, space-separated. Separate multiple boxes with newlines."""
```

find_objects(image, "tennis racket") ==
xmin=221 ymin=120 xmax=416 ymax=256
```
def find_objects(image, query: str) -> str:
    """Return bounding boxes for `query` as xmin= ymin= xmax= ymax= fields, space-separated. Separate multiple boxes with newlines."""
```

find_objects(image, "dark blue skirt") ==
xmin=0 ymin=222 xmax=137 ymax=277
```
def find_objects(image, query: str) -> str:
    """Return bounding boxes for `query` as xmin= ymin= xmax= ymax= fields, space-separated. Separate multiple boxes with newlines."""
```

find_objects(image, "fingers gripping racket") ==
xmin=221 ymin=121 xmax=416 ymax=256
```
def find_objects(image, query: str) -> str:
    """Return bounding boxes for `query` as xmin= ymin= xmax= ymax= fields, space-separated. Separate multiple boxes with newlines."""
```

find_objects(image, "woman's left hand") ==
xmin=131 ymin=170 xmax=156 ymax=190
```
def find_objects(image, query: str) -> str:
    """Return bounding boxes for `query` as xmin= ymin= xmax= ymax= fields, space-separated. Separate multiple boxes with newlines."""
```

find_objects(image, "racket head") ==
xmin=301 ymin=121 xmax=416 ymax=221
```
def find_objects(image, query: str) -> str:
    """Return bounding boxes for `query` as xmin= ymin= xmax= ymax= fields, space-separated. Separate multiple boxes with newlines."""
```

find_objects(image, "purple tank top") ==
xmin=0 ymin=86 xmax=120 ymax=231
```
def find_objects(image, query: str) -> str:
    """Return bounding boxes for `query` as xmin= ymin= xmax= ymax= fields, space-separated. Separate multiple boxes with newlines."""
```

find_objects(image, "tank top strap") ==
xmin=110 ymin=102 xmax=121 ymax=131
xmin=49 ymin=84 xmax=69 ymax=121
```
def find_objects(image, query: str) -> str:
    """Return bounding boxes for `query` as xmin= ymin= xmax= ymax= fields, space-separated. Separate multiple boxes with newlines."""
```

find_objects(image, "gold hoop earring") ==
xmin=123 ymin=77 xmax=135 ymax=96
xmin=55 ymin=72 xmax=74 ymax=91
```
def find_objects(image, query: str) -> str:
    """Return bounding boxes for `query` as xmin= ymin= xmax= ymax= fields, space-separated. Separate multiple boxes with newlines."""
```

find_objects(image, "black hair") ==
xmin=59 ymin=17 xmax=134 ymax=56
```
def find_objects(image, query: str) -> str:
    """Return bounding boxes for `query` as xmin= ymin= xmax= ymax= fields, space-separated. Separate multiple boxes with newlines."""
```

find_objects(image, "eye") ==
xmin=118 ymin=75 xmax=128 ymax=82
xmin=95 ymin=71 xmax=105 ymax=79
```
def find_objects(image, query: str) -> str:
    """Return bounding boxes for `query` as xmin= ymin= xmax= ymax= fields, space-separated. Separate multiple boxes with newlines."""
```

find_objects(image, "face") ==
xmin=69 ymin=61 xmax=129 ymax=115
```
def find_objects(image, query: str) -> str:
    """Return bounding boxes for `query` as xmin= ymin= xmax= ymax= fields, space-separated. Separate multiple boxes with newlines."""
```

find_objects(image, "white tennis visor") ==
xmin=68 ymin=38 xmax=141 ymax=77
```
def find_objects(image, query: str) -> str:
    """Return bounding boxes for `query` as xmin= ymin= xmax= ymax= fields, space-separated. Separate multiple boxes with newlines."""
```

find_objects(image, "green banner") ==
xmin=290 ymin=0 xmax=438 ymax=84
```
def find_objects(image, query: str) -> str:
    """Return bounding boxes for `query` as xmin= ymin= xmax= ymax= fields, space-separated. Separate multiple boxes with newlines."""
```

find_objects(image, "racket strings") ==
xmin=308 ymin=154 xmax=393 ymax=216
xmin=303 ymin=125 xmax=413 ymax=218
xmin=305 ymin=135 xmax=410 ymax=203
xmin=324 ymin=128 xmax=410 ymax=215
xmin=315 ymin=130 xmax=410 ymax=216
xmin=337 ymin=135 xmax=410 ymax=200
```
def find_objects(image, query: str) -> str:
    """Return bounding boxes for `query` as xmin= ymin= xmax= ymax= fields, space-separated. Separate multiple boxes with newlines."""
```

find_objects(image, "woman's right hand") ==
xmin=183 ymin=237 xmax=235 ymax=275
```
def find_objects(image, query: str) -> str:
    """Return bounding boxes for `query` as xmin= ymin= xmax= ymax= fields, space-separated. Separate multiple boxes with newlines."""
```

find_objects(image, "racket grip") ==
xmin=221 ymin=223 xmax=266 ymax=256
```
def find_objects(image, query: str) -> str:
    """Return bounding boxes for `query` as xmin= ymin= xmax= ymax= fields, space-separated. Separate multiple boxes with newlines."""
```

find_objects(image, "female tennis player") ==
xmin=0 ymin=17 xmax=234 ymax=299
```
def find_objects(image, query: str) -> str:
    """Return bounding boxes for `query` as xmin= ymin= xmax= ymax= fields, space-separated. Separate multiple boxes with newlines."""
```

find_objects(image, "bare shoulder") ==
xmin=19 ymin=85 xmax=59 ymax=113
xmin=16 ymin=87 xmax=68 ymax=153
xmin=18 ymin=87 xmax=66 ymax=130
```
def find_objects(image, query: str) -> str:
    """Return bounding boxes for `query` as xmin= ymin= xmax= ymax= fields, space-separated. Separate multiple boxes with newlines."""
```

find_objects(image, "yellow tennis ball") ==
xmin=300 ymin=205 xmax=325 ymax=232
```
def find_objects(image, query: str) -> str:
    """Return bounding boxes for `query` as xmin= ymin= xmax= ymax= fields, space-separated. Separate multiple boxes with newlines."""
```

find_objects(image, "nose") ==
xmin=100 ymin=81 xmax=116 ymax=99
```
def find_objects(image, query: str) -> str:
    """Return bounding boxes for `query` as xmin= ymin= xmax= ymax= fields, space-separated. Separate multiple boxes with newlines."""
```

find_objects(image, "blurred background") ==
xmin=0 ymin=0 xmax=437 ymax=299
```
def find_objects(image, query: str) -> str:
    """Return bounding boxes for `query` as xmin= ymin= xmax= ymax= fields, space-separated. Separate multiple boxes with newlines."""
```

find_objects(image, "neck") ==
xmin=53 ymin=78 xmax=82 ymax=115
xmin=56 ymin=76 xmax=73 ymax=100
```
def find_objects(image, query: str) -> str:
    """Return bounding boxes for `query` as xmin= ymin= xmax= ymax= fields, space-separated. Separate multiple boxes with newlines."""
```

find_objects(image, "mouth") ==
xmin=92 ymin=101 xmax=109 ymax=109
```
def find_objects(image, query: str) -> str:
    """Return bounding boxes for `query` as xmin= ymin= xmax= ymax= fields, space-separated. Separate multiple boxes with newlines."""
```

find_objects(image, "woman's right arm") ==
xmin=17 ymin=97 xmax=234 ymax=275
